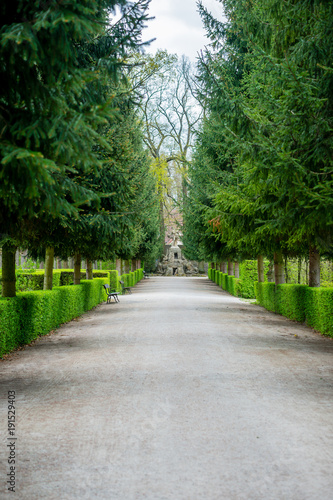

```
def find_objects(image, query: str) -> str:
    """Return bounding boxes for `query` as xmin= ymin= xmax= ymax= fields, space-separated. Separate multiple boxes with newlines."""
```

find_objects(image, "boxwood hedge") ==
xmin=208 ymin=263 xmax=333 ymax=337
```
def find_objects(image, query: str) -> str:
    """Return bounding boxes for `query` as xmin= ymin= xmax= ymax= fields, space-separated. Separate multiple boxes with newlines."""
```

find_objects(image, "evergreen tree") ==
xmin=0 ymin=0 xmax=151 ymax=295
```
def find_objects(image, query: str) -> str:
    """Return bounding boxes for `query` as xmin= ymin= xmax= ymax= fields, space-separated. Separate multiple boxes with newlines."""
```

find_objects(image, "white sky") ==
xmin=142 ymin=0 xmax=224 ymax=61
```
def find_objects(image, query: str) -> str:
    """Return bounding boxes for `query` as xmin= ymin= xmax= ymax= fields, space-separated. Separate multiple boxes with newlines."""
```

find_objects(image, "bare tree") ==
xmin=135 ymin=51 xmax=202 ymax=242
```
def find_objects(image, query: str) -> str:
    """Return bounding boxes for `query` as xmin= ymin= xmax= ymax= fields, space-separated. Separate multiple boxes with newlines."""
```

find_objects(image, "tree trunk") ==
xmin=227 ymin=260 xmax=233 ymax=276
xmin=309 ymin=245 xmax=320 ymax=287
xmin=221 ymin=261 xmax=227 ymax=273
xmin=124 ymin=260 xmax=131 ymax=274
xmin=274 ymin=250 xmax=285 ymax=285
xmin=284 ymin=256 xmax=289 ymax=284
xmin=86 ymin=259 xmax=93 ymax=280
xmin=43 ymin=247 xmax=54 ymax=290
xmin=267 ymin=259 xmax=274 ymax=282
xmin=116 ymin=259 xmax=121 ymax=274
xmin=234 ymin=261 xmax=240 ymax=278
xmin=2 ymin=242 xmax=17 ymax=297
xmin=62 ymin=259 xmax=69 ymax=269
xmin=305 ymin=259 xmax=309 ymax=285
xmin=159 ymin=195 xmax=165 ymax=254
xmin=297 ymin=257 xmax=302 ymax=284
xmin=15 ymin=250 xmax=20 ymax=268
xmin=257 ymin=255 xmax=264 ymax=282
xmin=74 ymin=252 xmax=81 ymax=285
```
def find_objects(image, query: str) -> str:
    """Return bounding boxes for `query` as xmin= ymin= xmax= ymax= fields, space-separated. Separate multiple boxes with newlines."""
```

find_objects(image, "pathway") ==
xmin=1 ymin=277 xmax=333 ymax=499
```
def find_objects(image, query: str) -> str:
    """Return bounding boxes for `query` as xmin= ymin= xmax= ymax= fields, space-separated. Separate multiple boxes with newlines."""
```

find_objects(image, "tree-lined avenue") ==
xmin=1 ymin=277 xmax=332 ymax=499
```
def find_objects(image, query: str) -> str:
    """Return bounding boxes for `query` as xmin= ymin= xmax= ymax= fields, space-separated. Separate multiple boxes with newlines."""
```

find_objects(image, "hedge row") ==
xmin=255 ymin=282 xmax=333 ymax=336
xmin=10 ymin=268 xmax=143 ymax=293
xmin=210 ymin=269 xmax=241 ymax=298
xmin=0 ymin=268 xmax=145 ymax=357
xmin=119 ymin=268 xmax=142 ymax=291
xmin=0 ymin=278 xmax=108 ymax=357
xmin=13 ymin=269 xmax=109 ymax=291
xmin=208 ymin=264 xmax=333 ymax=337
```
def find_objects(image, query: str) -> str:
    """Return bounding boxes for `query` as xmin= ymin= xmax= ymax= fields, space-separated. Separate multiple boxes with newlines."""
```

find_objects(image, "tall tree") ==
xmin=0 ymin=0 xmax=152 ymax=295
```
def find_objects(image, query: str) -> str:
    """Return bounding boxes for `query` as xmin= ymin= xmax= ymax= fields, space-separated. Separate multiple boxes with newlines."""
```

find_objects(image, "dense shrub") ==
xmin=225 ymin=275 xmax=238 ymax=296
xmin=0 ymin=278 xmax=108 ymax=357
xmin=275 ymin=284 xmax=307 ymax=322
xmin=0 ymin=298 xmax=21 ymax=355
xmin=255 ymin=282 xmax=276 ymax=311
xmin=14 ymin=270 xmax=61 ymax=291
xmin=255 ymin=282 xmax=333 ymax=337
xmin=59 ymin=270 xmax=108 ymax=286
xmin=304 ymin=287 xmax=333 ymax=336
xmin=238 ymin=260 xmax=271 ymax=298
xmin=109 ymin=270 xmax=121 ymax=293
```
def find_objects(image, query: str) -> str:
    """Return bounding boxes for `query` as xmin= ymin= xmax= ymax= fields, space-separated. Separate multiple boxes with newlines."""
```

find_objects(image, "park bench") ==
xmin=103 ymin=284 xmax=120 ymax=303
xmin=119 ymin=280 xmax=132 ymax=294
xmin=143 ymin=271 xmax=150 ymax=279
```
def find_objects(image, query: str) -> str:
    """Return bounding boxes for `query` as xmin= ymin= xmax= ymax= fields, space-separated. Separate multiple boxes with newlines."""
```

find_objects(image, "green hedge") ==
xmin=109 ymin=270 xmax=121 ymax=293
xmin=275 ymin=284 xmax=307 ymax=322
xmin=59 ymin=270 xmax=108 ymax=286
xmin=0 ymin=278 xmax=108 ymax=357
xmin=1 ymin=268 xmax=145 ymax=357
xmin=255 ymin=282 xmax=333 ymax=337
xmin=304 ymin=287 xmax=333 ymax=336
xmin=6 ymin=269 xmax=108 ymax=292
xmin=15 ymin=270 xmax=61 ymax=291
xmin=208 ymin=262 xmax=333 ymax=337
xmin=255 ymin=282 xmax=276 ymax=312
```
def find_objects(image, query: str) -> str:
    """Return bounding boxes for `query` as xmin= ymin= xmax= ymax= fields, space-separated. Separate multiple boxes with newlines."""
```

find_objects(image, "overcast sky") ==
xmin=142 ymin=0 xmax=223 ymax=61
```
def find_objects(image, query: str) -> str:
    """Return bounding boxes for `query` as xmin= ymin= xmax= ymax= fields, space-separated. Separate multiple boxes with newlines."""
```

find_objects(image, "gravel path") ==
xmin=1 ymin=276 xmax=333 ymax=499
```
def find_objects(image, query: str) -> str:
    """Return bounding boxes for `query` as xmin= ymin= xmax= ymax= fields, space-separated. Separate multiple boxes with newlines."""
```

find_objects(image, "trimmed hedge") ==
xmin=0 ymin=268 xmax=145 ymax=356
xmin=276 ymin=284 xmax=307 ymax=322
xmin=304 ymin=287 xmax=333 ymax=336
xmin=15 ymin=270 xmax=61 ymax=291
xmin=208 ymin=263 xmax=333 ymax=337
xmin=7 ymin=269 xmax=108 ymax=291
xmin=0 ymin=278 xmax=108 ymax=357
xmin=60 ymin=270 xmax=108 ymax=286
xmin=109 ymin=270 xmax=121 ymax=293
xmin=255 ymin=282 xmax=276 ymax=312
xmin=255 ymin=282 xmax=333 ymax=337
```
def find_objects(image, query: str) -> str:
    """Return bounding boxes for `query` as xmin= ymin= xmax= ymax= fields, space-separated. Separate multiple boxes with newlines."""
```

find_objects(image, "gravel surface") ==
xmin=1 ymin=276 xmax=333 ymax=499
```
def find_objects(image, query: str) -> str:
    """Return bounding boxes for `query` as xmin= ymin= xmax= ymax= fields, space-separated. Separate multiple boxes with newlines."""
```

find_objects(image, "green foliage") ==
xmin=255 ymin=283 xmax=276 ymax=312
xmin=189 ymin=0 xmax=333 ymax=267
xmin=275 ymin=285 xmax=307 ymax=322
xmin=305 ymin=288 xmax=333 ymax=337
xmin=109 ymin=270 xmax=120 ymax=292
xmin=8 ymin=270 xmax=61 ymax=292
xmin=225 ymin=275 xmax=235 ymax=296
xmin=0 ymin=277 xmax=108 ymax=357
xmin=0 ymin=0 xmax=161 ymax=290
xmin=255 ymin=282 xmax=333 ymax=336
xmin=59 ymin=270 xmax=108 ymax=286
xmin=237 ymin=260 xmax=271 ymax=298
